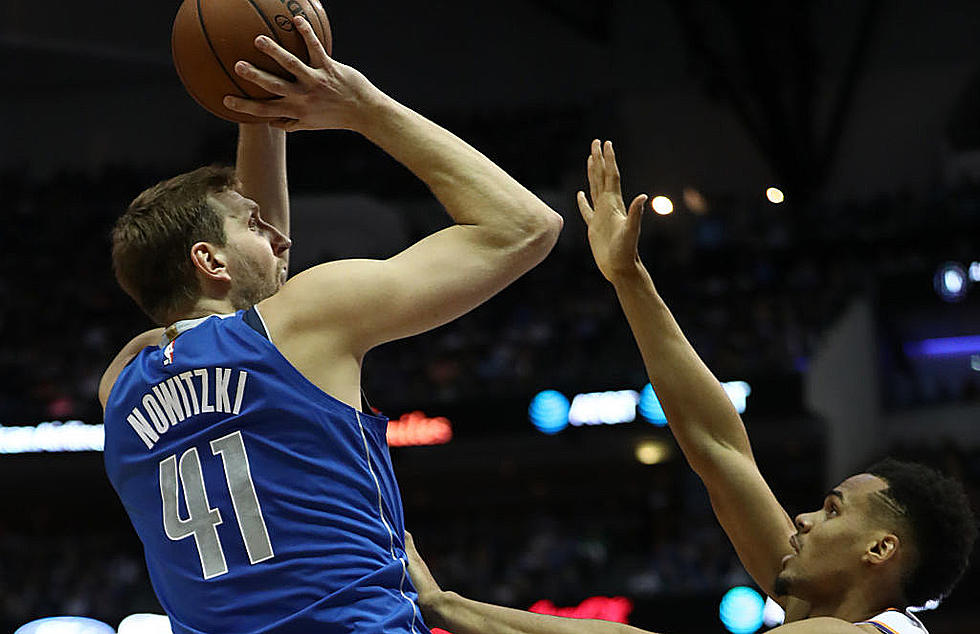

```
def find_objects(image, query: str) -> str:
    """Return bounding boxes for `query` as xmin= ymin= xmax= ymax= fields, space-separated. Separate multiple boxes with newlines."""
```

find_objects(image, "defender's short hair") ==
xmin=112 ymin=166 xmax=236 ymax=324
xmin=866 ymin=458 xmax=977 ymax=608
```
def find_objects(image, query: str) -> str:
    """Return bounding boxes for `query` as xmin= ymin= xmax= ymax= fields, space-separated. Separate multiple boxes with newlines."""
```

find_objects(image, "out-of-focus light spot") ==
xmin=766 ymin=187 xmax=785 ymax=204
xmin=719 ymin=586 xmax=765 ymax=634
xmin=638 ymin=384 xmax=668 ymax=426
xmin=635 ymin=440 xmax=669 ymax=465
xmin=721 ymin=381 xmax=752 ymax=414
xmin=568 ymin=391 xmax=639 ymax=426
xmin=945 ymin=270 xmax=964 ymax=293
xmin=683 ymin=187 xmax=708 ymax=214
xmin=971 ymin=355 xmax=980 ymax=372
xmin=934 ymin=262 xmax=968 ymax=302
xmin=651 ymin=196 xmax=674 ymax=215
xmin=762 ymin=597 xmax=786 ymax=628
xmin=529 ymin=390 xmax=570 ymax=434
xmin=118 ymin=614 xmax=174 ymax=634
xmin=970 ymin=261 xmax=980 ymax=282
xmin=15 ymin=617 xmax=116 ymax=634
xmin=904 ymin=335 xmax=980 ymax=358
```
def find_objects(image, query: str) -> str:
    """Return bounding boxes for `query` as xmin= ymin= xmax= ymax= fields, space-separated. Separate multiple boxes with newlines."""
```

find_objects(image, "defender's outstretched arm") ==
xmin=577 ymin=140 xmax=798 ymax=606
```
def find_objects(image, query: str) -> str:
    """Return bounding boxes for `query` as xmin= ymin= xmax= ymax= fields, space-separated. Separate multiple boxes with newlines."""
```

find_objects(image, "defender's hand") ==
xmin=576 ymin=140 xmax=648 ymax=283
xmin=224 ymin=16 xmax=383 ymax=133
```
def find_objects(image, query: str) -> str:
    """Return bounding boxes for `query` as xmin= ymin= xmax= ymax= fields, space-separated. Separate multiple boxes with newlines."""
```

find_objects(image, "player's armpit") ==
xmin=696 ymin=446 xmax=798 ymax=601
xmin=768 ymin=617 xmax=869 ymax=633
xmin=266 ymin=219 xmax=559 ymax=355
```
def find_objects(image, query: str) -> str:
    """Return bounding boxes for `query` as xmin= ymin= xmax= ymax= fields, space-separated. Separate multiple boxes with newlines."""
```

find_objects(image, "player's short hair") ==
xmin=866 ymin=458 xmax=977 ymax=608
xmin=112 ymin=166 xmax=236 ymax=324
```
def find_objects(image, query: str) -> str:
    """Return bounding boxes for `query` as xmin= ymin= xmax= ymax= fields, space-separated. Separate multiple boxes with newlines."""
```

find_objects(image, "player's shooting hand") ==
xmin=405 ymin=532 xmax=444 ymax=617
xmin=223 ymin=16 xmax=382 ymax=132
xmin=576 ymin=140 xmax=649 ymax=283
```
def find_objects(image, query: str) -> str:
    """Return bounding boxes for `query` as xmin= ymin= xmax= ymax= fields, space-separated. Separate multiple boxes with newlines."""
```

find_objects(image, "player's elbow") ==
xmin=513 ymin=204 xmax=563 ymax=259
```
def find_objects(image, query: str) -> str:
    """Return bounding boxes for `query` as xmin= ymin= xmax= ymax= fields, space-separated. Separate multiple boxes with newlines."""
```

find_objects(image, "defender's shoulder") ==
xmin=770 ymin=617 xmax=871 ymax=633
xmin=99 ymin=328 xmax=165 ymax=409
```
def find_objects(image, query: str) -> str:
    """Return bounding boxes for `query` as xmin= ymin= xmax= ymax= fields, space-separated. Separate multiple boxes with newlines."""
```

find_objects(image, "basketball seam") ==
xmin=243 ymin=0 xmax=285 ymax=46
xmin=197 ymin=0 xmax=250 ymax=98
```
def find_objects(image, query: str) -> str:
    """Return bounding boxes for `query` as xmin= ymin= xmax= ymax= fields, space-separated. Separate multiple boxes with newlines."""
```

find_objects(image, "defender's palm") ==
xmin=576 ymin=140 xmax=647 ymax=282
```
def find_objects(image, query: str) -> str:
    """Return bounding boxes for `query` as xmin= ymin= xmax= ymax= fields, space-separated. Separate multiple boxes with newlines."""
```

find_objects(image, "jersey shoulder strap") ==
xmin=856 ymin=608 xmax=928 ymax=634
xmin=245 ymin=306 xmax=378 ymax=416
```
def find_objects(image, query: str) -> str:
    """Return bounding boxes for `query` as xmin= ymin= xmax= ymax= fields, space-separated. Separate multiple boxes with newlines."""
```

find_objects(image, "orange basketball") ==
xmin=172 ymin=0 xmax=332 ymax=123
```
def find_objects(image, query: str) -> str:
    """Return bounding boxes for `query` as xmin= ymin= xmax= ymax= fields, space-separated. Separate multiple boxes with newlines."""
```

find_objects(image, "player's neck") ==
xmin=170 ymin=298 xmax=239 ymax=326
xmin=805 ymin=584 xmax=895 ymax=623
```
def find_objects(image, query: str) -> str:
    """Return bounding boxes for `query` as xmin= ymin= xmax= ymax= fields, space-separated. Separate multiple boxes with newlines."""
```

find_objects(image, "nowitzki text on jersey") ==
xmin=124 ymin=368 xmax=249 ymax=449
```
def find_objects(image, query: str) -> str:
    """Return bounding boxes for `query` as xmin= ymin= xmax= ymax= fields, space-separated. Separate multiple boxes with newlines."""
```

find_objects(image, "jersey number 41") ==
xmin=159 ymin=431 xmax=275 ymax=579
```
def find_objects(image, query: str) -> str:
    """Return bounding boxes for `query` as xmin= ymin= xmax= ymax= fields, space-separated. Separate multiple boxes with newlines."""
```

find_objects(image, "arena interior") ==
xmin=1 ymin=1 xmax=978 ymax=632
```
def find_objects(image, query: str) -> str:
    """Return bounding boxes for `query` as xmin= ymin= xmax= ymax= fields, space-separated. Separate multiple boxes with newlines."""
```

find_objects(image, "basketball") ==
xmin=172 ymin=0 xmax=332 ymax=123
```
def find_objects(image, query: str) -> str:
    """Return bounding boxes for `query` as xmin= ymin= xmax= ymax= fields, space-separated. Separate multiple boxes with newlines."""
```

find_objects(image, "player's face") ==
xmin=773 ymin=473 xmax=890 ymax=602
xmin=211 ymin=189 xmax=290 ymax=308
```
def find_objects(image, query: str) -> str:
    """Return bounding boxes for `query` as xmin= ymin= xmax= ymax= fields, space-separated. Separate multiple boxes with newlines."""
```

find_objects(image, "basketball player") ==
xmin=403 ymin=141 xmax=977 ymax=634
xmin=99 ymin=16 xmax=562 ymax=634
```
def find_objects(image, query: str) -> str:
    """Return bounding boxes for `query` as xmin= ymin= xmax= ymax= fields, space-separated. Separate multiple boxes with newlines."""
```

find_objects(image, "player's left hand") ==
xmin=577 ymin=139 xmax=648 ymax=283
xmin=405 ymin=532 xmax=444 ymax=616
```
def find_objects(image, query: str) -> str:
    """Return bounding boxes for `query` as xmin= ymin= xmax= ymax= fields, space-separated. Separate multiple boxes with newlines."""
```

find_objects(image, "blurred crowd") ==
xmin=1 ymin=112 xmax=979 ymax=629
xmin=2 ymin=155 xmax=978 ymax=426
xmin=2 ymin=443 xmax=977 ymax=631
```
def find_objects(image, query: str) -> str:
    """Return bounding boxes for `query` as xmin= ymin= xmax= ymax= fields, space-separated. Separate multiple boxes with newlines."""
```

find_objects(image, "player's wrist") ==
xmin=349 ymin=89 xmax=407 ymax=137
xmin=426 ymin=590 xmax=463 ymax=627
xmin=605 ymin=259 xmax=649 ymax=287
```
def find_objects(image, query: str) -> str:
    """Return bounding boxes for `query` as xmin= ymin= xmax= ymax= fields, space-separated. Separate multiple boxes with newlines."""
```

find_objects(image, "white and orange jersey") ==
xmin=856 ymin=608 xmax=928 ymax=634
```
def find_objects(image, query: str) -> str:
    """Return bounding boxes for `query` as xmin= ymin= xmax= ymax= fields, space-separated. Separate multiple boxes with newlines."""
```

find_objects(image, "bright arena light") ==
xmin=651 ymin=196 xmax=674 ymax=215
xmin=682 ymin=187 xmax=708 ymax=214
xmin=118 ymin=613 xmax=174 ymax=634
xmin=529 ymin=390 xmax=571 ymax=435
xmin=934 ymin=262 xmax=968 ymax=302
xmin=719 ymin=586 xmax=765 ymax=634
xmin=15 ymin=616 xmax=116 ymax=634
xmin=635 ymin=440 xmax=669 ymax=465
xmin=766 ymin=187 xmax=785 ymax=204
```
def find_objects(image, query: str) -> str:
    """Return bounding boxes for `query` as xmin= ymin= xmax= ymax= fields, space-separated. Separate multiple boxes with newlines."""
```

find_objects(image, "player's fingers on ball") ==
xmin=255 ymin=35 xmax=311 ymax=80
xmin=234 ymin=62 xmax=293 ymax=96
xmin=293 ymin=15 xmax=331 ymax=67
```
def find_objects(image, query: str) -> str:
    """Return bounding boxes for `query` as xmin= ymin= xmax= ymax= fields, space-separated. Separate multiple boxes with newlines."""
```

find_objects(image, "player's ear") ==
xmin=864 ymin=533 xmax=900 ymax=565
xmin=191 ymin=242 xmax=231 ymax=282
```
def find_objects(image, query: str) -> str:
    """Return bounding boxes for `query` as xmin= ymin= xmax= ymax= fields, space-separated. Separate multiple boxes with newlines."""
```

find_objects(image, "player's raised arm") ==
xmin=226 ymin=17 xmax=563 ymax=354
xmin=577 ymin=140 xmax=797 ymax=603
xmin=406 ymin=533 xmax=658 ymax=634
xmin=235 ymin=124 xmax=291 ymax=276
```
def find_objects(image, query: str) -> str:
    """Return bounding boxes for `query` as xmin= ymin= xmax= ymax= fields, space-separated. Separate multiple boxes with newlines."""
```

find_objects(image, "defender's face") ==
xmin=211 ymin=189 xmax=290 ymax=306
xmin=774 ymin=474 xmax=890 ymax=601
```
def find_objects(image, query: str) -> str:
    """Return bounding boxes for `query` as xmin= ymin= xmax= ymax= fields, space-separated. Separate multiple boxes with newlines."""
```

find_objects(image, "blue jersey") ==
xmin=104 ymin=308 xmax=428 ymax=634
